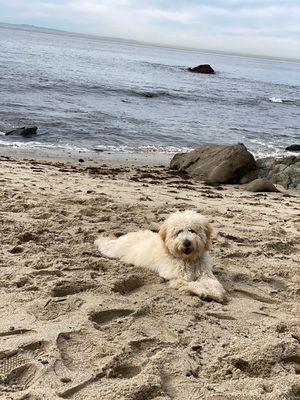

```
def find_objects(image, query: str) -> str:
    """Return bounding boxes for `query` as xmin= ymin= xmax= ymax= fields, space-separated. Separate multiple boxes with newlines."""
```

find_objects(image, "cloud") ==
xmin=70 ymin=1 xmax=108 ymax=14
xmin=0 ymin=0 xmax=299 ymax=58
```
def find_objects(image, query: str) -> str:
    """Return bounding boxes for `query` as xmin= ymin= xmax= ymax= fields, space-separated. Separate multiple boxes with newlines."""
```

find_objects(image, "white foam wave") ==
xmin=269 ymin=97 xmax=283 ymax=103
xmin=93 ymin=144 xmax=192 ymax=154
xmin=0 ymin=140 xmax=191 ymax=155
xmin=0 ymin=139 xmax=90 ymax=153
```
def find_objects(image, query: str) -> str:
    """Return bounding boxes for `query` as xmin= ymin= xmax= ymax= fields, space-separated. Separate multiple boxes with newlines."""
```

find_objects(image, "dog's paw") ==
xmin=187 ymin=279 xmax=227 ymax=304
xmin=208 ymin=286 xmax=228 ymax=304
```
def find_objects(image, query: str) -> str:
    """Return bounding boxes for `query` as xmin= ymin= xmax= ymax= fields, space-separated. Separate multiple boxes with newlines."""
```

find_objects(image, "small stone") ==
xmin=61 ymin=377 xmax=72 ymax=383
xmin=276 ymin=322 xmax=287 ymax=333
xmin=191 ymin=345 xmax=202 ymax=352
xmin=38 ymin=359 xmax=49 ymax=365
xmin=9 ymin=246 xmax=24 ymax=254
xmin=79 ymin=158 xmax=85 ymax=163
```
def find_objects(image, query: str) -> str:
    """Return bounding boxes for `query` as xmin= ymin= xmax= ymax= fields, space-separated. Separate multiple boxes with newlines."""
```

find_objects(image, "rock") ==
xmin=170 ymin=144 xmax=256 ymax=184
xmin=5 ymin=126 xmax=38 ymax=136
xmin=285 ymin=145 xmax=300 ymax=152
xmin=9 ymin=245 xmax=24 ymax=254
xmin=238 ymin=170 xmax=258 ymax=184
xmin=245 ymin=178 xmax=278 ymax=192
xmin=256 ymin=156 xmax=300 ymax=190
xmin=61 ymin=377 xmax=72 ymax=383
xmin=188 ymin=64 xmax=215 ymax=74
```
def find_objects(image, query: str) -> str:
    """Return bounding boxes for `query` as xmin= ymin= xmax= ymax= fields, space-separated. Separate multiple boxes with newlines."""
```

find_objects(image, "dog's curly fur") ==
xmin=95 ymin=210 xmax=226 ymax=303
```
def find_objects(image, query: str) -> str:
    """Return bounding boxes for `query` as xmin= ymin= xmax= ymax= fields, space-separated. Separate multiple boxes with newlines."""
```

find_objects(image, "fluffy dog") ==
xmin=95 ymin=210 xmax=226 ymax=303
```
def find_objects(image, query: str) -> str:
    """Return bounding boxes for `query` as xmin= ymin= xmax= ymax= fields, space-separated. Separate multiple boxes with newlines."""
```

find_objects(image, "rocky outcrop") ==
xmin=245 ymin=178 xmax=278 ymax=192
xmin=256 ymin=156 xmax=300 ymax=190
xmin=170 ymin=144 xmax=256 ymax=184
xmin=5 ymin=126 xmax=38 ymax=136
xmin=188 ymin=64 xmax=215 ymax=74
xmin=285 ymin=145 xmax=300 ymax=152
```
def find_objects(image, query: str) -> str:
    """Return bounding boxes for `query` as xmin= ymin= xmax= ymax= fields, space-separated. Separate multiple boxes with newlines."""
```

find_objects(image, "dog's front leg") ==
xmin=169 ymin=277 xmax=226 ymax=303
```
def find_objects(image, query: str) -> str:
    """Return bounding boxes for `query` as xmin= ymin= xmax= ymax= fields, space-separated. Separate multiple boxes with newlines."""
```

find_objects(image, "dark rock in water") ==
xmin=256 ymin=156 xmax=300 ymax=190
xmin=170 ymin=144 xmax=256 ymax=184
xmin=285 ymin=145 xmax=300 ymax=152
xmin=245 ymin=178 xmax=278 ymax=192
xmin=188 ymin=64 xmax=215 ymax=74
xmin=5 ymin=126 xmax=38 ymax=136
xmin=78 ymin=158 xmax=85 ymax=163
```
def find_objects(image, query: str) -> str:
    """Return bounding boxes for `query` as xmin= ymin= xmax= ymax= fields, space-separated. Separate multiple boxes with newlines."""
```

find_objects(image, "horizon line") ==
xmin=1 ymin=21 xmax=299 ymax=63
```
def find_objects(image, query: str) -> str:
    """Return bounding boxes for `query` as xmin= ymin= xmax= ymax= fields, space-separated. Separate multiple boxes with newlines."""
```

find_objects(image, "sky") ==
xmin=0 ymin=0 xmax=299 ymax=58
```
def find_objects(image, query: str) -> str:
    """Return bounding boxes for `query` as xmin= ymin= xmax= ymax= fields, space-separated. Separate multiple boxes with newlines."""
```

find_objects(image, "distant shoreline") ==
xmin=1 ymin=21 xmax=299 ymax=63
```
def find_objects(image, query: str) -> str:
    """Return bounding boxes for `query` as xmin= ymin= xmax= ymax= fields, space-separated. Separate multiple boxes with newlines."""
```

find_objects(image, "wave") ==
xmin=26 ymin=80 xmax=189 ymax=101
xmin=25 ymin=79 xmax=300 ymax=107
xmin=0 ymin=138 xmax=192 ymax=155
xmin=269 ymin=97 xmax=283 ymax=103
xmin=0 ymin=139 xmax=90 ymax=153
xmin=93 ymin=144 xmax=192 ymax=154
xmin=0 ymin=137 xmax=294 ymax=160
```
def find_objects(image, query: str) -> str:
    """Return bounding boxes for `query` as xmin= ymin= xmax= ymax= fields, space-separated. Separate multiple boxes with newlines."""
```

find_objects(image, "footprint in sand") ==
xmin=89 ymin=309 xmax=134 ymax=327
xmin=0 ymin=352 xmax=38 ymax=390
xmin=30 ymin=297 xmax=84 ymax=321
xmin=56 ymin=331 xmax=115 ymax=372
xmin=108 ymin=363 xmax=142 ymax=379
xmin=234 ymin=284 xmax=278 ymax=304
xmin=51 ymin=280 xmax=96 ymax=297
xmin=112 ymin=274 xmax=145 ymax=295
xmin=286 ymin=384 xmax=300 ymax=400
xmin=0 ymin=340 xmax=48 ymax=391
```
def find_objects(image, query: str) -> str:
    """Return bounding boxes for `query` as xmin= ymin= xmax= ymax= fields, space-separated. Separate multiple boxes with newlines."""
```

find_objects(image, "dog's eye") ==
xmin=189 ymin=229 xmax=197 ymax=234
xmin=176 ymin=230 xmax=183 ymax=235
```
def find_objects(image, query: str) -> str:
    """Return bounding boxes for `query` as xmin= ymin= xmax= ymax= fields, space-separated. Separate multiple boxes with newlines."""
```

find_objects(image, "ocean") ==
xmin=0 ymin=24 xmax=299 ymax=158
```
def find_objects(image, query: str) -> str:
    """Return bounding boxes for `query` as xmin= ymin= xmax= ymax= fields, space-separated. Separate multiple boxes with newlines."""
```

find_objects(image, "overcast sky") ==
xmin=1 ymin=0 xmax=299 ymax=58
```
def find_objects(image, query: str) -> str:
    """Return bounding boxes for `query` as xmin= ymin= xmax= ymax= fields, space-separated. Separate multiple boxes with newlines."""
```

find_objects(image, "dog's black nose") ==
xmin=184 ymin=239 xmax=191 ymax=248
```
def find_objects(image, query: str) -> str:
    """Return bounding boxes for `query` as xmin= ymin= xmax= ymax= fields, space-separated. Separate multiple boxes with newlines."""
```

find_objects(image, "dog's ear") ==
xmin=159 ymin=224 xmax=167 ymax=242
xmin=159 ymin=224 xmax=170 ymax=254
xmin=204 ymin=223 xmax=213 ymax=251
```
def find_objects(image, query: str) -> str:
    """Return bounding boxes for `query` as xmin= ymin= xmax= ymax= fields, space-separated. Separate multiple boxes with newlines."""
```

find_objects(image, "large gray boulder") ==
xmin=256 ymin=156 xmax=300 ymax=190
xmin=170 ymin=144 xmax=256 ymax=184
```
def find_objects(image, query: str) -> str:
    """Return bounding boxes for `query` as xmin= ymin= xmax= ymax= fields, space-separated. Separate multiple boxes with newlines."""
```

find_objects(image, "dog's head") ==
xmin=159 ymin=210 xmax=212 ymax=261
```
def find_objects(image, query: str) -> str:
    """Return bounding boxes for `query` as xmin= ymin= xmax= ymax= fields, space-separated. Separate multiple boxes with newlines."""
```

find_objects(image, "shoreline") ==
xmin=0 ymin=146 xmax=173 ymax=167
xmin=0 ymin=142 xmax=299 ymax=166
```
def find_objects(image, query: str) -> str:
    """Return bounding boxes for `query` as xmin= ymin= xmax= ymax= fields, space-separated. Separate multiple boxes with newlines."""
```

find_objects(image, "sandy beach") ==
xmin=0 ymin=154 xmax=300 ymax=400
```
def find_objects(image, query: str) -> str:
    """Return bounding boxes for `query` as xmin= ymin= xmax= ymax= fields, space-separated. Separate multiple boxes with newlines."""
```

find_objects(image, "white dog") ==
xmin=95 ymin=210 xmax=226 ymax=303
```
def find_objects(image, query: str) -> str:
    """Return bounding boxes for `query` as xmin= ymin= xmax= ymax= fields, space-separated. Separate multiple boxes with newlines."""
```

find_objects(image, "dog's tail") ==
xmin=94 ymin=234 xmax=118 ymax=258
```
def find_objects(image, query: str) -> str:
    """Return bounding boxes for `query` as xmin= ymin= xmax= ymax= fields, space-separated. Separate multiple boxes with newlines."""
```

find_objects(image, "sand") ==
xmin=0 ymin=154 xmax=299 ymax=400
